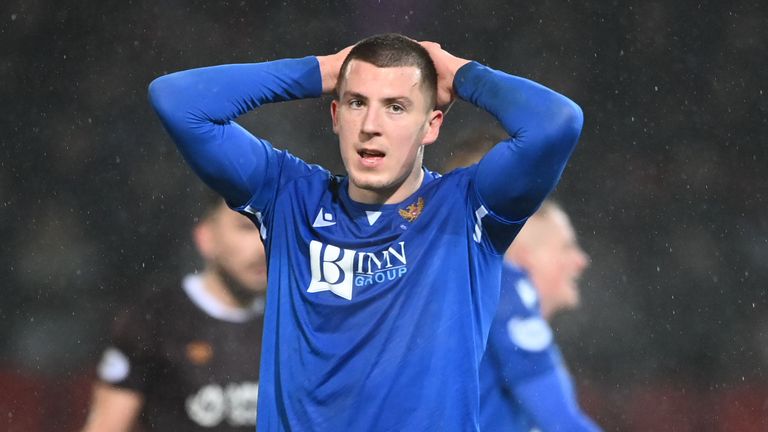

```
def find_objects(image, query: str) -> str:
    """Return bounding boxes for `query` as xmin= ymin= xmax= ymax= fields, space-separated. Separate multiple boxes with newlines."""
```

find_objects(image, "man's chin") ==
xmin=350 ymin=172 xmax=387 ymax=190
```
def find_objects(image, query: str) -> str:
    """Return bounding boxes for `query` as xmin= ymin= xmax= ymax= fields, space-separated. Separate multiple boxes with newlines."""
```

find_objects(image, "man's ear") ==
xmin=193 ymin=222 xmax=215 ymax=260
xmin=421 ymin=109 xmax=444 ymax=146
xmin=330 ymin=99 xmax=340 ymax=134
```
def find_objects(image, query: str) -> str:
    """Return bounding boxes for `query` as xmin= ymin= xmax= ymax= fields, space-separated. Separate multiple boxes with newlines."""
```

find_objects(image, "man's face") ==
xmin=331 ymin=60 xmax=442 ymax=204
xmin=529 ymin=210 xmax=589 ymax=312
xmin=198 ymin=204 xmax=267 ymax=294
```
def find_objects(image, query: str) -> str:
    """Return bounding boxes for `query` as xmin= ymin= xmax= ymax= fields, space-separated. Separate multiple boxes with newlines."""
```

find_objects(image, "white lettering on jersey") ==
xmin=185 ymin=382 xmax=259 ymax=427
xmin=186 ymin=384 xmax=226 ymax=427
xmin=308 ymin=241 xmax=356 ymax=299
xmin=307 ymin=240 xmax=408 ymax=300
xmin=473 ymin=205 xmax=488 ymax=243
xmin=225 ymin=382 xmax=259 ymax=426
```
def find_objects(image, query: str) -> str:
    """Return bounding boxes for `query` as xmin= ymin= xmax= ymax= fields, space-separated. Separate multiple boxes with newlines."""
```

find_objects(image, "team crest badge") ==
xmin=186 ymin=341 xmax=213 ymax=365
xmin=399 ymin=197 xmax=424 ymax=222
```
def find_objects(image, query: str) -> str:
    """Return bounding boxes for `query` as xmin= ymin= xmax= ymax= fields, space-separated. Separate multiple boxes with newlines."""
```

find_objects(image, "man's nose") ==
xmin=361 ymin=106 xmax=382 ymax=136
xmin=577 ymin=248 xmax=590 ymax=269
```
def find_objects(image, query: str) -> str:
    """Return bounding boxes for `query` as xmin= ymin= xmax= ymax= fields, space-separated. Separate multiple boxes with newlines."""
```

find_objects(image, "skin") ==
xmin=194 ymin=202 xmax=267 ymax=307
xmin=318 ymin=41 xmax=469 ymax=205
xmin=504 ymin=205 xmax=589 ymax=320
xmin=82 ymin=202 xmax=267 ymax=432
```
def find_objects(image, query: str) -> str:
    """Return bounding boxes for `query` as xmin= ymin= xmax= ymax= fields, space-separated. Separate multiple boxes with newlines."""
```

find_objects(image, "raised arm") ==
xmin=148 ymin=47 xmax=349 ymax=207
xmin=422 ymin=42 xmax=583 ymax=223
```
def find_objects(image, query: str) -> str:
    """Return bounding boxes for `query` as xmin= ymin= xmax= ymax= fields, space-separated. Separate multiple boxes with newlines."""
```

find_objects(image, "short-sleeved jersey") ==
xmin=479 ymin=263 xmax=565 ymax=431
xmin=242 ymin=162 xmax=523 ymax=431
xmin=97 ymin=274 xmax=265 ymax=431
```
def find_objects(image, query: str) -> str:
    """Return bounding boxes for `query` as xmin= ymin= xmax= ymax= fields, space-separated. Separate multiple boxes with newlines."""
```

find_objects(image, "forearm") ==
xmin=148 ymin=57 xmax=322 ymax=205
xmin=456 ymin=62 xmax=583 ymax=221
xmin=81 ymin=383 xmax=143 ymax=432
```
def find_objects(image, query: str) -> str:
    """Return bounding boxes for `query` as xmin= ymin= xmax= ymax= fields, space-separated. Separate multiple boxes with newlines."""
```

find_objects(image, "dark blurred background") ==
xmin=2 ymin=0 xmax=766 ymax=430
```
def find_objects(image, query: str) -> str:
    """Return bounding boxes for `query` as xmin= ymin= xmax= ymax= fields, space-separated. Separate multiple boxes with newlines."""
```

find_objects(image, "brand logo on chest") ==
xmin=307 ymin=240 xmax=408 ymax=300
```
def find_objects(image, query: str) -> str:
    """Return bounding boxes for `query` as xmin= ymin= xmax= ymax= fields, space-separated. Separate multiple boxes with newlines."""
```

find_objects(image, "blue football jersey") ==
xmin=241 ymin=158 xmax=521 ymax=431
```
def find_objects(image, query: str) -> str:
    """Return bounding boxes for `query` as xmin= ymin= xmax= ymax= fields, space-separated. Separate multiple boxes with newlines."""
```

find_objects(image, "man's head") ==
xmin=193 ymin=192 xmax=267 ymax=304
xmin=505 ymin=201 xmax=589 ymax=320
xmin=331 ymin=34 xmax=444 ymax=204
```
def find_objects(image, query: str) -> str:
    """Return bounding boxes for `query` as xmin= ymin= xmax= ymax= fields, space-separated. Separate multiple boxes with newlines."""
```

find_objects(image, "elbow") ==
xmin=531 ymin=94 xmax=583 ymax=158
xmin=147 ymin=72 xmax=193 ymax=121
xmin=147 ymin=74 xmax=175 ymax=118
xmin=555 ymin=96 xmax=584 ymax=146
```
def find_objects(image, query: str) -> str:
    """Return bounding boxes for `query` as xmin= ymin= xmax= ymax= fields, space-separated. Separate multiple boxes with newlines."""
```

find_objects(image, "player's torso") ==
xmin=142 ymin=289 xmax=263 ymax=431
xmin=259 ymin=169 xmax=501 ymax=430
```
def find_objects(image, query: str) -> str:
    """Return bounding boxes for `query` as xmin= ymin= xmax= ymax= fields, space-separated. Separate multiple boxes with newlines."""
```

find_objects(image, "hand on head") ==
xmin=318 ymin=45 xmax=354 ymax=94
xmin=418 ymin=41 xmax=471 ymax=108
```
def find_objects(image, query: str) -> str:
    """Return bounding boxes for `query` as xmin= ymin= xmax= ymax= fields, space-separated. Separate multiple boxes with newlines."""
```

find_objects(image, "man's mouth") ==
xmin=358 ymin=149 xmax=385 ymax=166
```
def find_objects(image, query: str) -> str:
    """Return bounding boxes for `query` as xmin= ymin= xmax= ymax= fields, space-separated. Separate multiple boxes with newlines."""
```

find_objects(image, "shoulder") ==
xmin=432 ymin=165 xmax=476 ymax=187
xmin=112 ymin=279 xmax=190 ymax=332
xmin=500 ymin=264 xmax=539 ymax=312
xmin=494 ymin=264 xmax=553 ymax=352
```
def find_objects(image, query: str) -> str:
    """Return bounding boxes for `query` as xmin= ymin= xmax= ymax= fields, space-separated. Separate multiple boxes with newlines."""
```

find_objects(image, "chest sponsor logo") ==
xmin=186 ymin=381 xmax=259 ymax=427
xmin=307 ymin=240 xmax=408 ymax=300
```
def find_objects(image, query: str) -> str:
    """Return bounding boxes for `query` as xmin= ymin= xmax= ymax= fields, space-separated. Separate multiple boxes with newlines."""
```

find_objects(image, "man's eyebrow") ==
xmin=342 ymin=92 xmax=413 ymax=106
xmin=342 ymin=91 xmax=368 ymax=101
xmin=382 ymin=97 xmax=413 ymax=107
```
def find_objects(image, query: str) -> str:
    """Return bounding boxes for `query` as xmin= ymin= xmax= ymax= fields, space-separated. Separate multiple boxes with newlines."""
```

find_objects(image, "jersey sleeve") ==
xmin=514 ymin=367 xmax=603 ymax=432
xmin=484 ymin=277 xmax=558 ymax=386
xmin=455 ymin=62 xmax=584 ymax=253
xmin=96 ymin=302 xmax=157 ymax=393
xmin=148 ymin=57 xmax=323 ymax=210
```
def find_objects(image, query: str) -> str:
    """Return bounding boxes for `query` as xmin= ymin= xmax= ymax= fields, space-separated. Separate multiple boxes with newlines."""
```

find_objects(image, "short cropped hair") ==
xmin=336 ymin=33 xmax=438 ymax=109
xmin=194 ymin=187 xmax=227 ymax=223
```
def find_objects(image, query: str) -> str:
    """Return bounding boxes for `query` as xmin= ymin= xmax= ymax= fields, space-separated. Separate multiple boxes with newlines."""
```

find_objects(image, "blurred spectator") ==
xmin=81 ymin=192 xmax=267 ymax=431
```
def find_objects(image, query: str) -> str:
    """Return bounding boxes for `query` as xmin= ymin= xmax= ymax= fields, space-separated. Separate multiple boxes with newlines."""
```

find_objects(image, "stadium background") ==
xmin=2 ymin=0 xmax=766 ymax=430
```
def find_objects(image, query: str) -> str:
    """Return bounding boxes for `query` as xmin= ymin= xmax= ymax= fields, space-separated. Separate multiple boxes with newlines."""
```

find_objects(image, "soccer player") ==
xmin=480 ymin=200 xmax=601 ymax=431
xmin=149 ymin=34 xmax=583 ymax=430
xmin=81 ymin=194 xmax=267 ymax=432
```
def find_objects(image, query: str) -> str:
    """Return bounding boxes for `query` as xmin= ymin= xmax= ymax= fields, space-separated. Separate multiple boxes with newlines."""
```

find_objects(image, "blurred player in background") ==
xmin=82 ymin=193 xmax=267 ymax=432
xmin=448 ymin=146 xmax=601 ymax=431
xmin=480 ymin=200 xmax=601 ymax=431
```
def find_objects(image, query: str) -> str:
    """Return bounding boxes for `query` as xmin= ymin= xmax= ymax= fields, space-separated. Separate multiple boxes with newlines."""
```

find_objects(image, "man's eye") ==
xmin=349 ymin=100 xmax=364 ymax=108
xmin=388 ymin=104 xmax=405 ymax=113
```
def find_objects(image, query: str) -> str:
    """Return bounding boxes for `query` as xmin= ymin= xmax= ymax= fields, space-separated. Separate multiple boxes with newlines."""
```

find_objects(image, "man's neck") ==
xmin=349 ymin=166 xmax=425 ymax=205
xmin=201 ymin=271 xmax=247 ymax=309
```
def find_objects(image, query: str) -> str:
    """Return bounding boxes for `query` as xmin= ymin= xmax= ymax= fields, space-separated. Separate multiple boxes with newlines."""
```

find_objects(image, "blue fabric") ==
xmin=149 ymin=57 xmax=582 ymax=431
xmin=480 ymin=264 xmax=601 ymax=431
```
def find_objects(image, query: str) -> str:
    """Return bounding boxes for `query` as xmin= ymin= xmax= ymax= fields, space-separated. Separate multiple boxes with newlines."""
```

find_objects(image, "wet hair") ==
xmin=336 ymin=33 xmax=438 ymax=108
